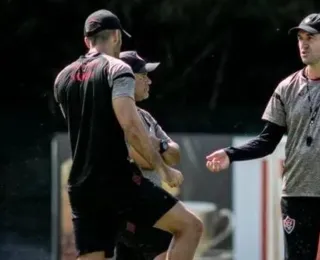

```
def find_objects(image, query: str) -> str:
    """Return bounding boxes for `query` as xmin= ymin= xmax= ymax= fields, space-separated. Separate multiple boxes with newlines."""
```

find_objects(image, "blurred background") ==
xmin=1 ymin=0 xmax=320 ymax=259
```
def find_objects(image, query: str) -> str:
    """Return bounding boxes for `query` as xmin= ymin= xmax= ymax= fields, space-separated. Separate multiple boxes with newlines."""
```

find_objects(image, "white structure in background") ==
xmin=232 ymin=136 xmax=286 ymax=260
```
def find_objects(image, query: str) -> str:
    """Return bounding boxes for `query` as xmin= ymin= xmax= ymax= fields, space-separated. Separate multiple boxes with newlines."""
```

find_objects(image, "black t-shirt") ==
xmin=54 ymin=52 xmax=136 ymax=190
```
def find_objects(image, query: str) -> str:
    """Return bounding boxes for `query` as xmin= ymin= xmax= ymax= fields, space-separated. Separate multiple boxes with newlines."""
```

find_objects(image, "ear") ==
xmin=84 ymin=37 xmax=90 ymax=48
xmin=114 ymin=30 xmax=121 ymax=43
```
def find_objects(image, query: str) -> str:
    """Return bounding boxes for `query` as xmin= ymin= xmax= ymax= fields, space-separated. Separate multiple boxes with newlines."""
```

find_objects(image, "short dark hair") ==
xmin=86 ymin=29 xmax=114 ymax=46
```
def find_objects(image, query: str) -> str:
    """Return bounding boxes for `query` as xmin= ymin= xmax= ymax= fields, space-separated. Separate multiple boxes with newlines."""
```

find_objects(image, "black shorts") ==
xmin=115 ymin=226 xmax=173 ymax=260
xmin=281 ymin=197 xmax=320 ymax=260
xmin=69 ymin=164 xmax=178 ymax=258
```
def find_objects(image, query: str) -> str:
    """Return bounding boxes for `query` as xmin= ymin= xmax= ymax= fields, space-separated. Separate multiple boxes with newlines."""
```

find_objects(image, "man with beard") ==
xmin=114 ymin=51 xmax=180 ymax=260
xmin=206 ymin=13 xmax=320 ymax=260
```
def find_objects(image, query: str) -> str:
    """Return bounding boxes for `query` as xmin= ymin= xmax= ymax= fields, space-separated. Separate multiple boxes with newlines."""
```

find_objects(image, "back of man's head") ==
xmin=83 ymin=9 xmax=131 ymax=55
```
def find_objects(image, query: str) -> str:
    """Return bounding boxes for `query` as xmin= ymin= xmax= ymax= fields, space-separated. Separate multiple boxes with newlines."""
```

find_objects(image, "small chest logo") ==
xmin=132 ymin=174 xmax=142 ymax=186
xmin=126 ymin=222 xmax=136 ymax=233
xmin=283 ymin=215 xmax=296 ymax=234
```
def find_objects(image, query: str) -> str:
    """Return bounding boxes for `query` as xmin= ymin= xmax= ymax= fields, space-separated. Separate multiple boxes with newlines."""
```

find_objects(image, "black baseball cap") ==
xmin=289 ymin=13 xmax=320 ymax=34
xmin=84 ymin=9 xmax=131 ymax=38
xmin=120 ymin=51 xmax=160 ymax=73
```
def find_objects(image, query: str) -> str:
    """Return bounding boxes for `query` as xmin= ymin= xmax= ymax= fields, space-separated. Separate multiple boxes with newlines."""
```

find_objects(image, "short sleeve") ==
xmin=112 ymin=77 xmax=135 ymax=100
xmin=107 ymin=58 xmax=135 ymax=100
xmin=262 ymin=81 xmax=287 ymax=127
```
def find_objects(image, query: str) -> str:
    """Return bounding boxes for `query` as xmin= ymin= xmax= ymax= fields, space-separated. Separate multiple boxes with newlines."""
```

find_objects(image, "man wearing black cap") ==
xmin=206 ymin=13 xmax=320 ymax=259
xmin=120 ymin=51 xmax=180 ymax=185
xmin=112 ymin=51 xmax=181 ymax=260
xmin=54 ymin=9 xmax=203 ymax=260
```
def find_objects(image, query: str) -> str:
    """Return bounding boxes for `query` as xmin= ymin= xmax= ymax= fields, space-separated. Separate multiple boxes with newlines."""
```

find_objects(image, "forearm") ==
xmin=128 ymin=141 xmax=179 ymax=170
xmin=124 ymin=122 xmax=166 ymax=172
xmin=224 ymin=139 xmax=274 ymax=162
xmin=128 ymin=146 xmax=153 ymax=170
xmin=162 ymin=142 xmax=180 ymax=166
xmin=225 ymin=121 xmax=286 ymax=163
xmin=150 ymin=135 xmax=180 ymax=166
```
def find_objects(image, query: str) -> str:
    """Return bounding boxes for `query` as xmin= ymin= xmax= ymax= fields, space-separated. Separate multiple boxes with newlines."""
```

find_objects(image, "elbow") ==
xmin=122 ymin=120 xmax=138 ymax=140
xmin=264 ymin=143 xmax=278 ymax=156
xmin=268 ymin=146 xmax=277 ymax=155
xmin=256 ymin=133 xmax=281 ymax=157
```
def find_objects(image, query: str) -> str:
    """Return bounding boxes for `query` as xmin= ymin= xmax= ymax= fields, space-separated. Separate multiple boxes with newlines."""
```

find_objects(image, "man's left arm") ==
xmin=151 ymin=121 xmax=180 ymax=166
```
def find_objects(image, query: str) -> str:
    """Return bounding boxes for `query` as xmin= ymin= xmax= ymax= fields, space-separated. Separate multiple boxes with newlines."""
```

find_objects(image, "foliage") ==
xmin=1 ymin=0 xmax=319 ymax=131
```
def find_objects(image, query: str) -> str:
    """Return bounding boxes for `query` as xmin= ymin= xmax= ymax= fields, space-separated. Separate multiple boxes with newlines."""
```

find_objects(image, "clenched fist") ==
xmin=159 ymin=166 xmax=184 ymax=188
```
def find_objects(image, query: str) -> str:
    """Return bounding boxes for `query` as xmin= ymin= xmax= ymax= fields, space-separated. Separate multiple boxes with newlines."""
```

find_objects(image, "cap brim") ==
xmin=143 ymin=62 xmax=160 ymax=72
xmin=121 ymin=28 xmax=131 ymax=38
xmin=288 ymin=25 xmax=318 ymax=35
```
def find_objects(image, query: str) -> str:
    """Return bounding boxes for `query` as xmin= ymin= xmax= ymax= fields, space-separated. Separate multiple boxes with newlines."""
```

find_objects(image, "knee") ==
xmin=154 ymin=202 xmax=204 ymax=237
xmin=172 ymin=208 xmax=203 ymax=238
xmin=183 ymin=213 xmax=204 ymax=237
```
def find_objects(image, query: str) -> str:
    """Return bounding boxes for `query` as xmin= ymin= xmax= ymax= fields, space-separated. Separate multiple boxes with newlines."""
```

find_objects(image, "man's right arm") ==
xmin=110 ymin=64 xmax=167 ymax=173
xmin=224 ymin=82 xmax=287 ymax=162
xmin=53 ymin=70 xmax=67 ymax=119
xmin=224 ymin=121 xmax=286 ymax=162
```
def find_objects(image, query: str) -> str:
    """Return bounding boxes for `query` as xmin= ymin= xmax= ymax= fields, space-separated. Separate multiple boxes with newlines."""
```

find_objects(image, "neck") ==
xmin=89 ymin=45 xmax=116 ymax=57
xmin=306 ymin=64 xmax=320 ymax=80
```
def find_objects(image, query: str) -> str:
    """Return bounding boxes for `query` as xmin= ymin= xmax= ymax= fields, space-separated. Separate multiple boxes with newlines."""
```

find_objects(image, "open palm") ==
xmin=205 ymin=149 xmax=230 ymax=172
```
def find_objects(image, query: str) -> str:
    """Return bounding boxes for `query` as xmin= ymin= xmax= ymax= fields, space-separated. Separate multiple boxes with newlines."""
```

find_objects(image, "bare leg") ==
xmin=77 ymin=251 xmax=105 ymax=260
xmin=153 ymin=202 xmax=203 ymax=260
xmin=153 ymin=251 xmax=168 ymax=260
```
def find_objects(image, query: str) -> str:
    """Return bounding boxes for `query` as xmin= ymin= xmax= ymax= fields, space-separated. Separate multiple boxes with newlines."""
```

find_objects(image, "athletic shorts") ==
xmin=281 ymin=197 xmax=320 ymax=260
xmin=68 ymin=163 xmax=178 ymax=258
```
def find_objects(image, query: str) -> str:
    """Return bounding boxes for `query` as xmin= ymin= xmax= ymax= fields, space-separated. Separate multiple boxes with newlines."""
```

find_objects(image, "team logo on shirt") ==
xmin=126 ymin=221 xmax=136 ymax=233
xmin=132 ymin=174 xmax=142 ymax=186
xmin=283 ymin=215 xmax=295 ymax=234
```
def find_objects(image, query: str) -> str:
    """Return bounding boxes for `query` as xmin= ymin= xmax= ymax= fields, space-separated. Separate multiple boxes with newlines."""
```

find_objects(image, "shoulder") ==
xmin=102 ymin=54 xmax=134 ymax=79
xmin=54 ymin=63 xmax=75 ymax=85
xmin=277 ymin=69 xmax=303 ymax=91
